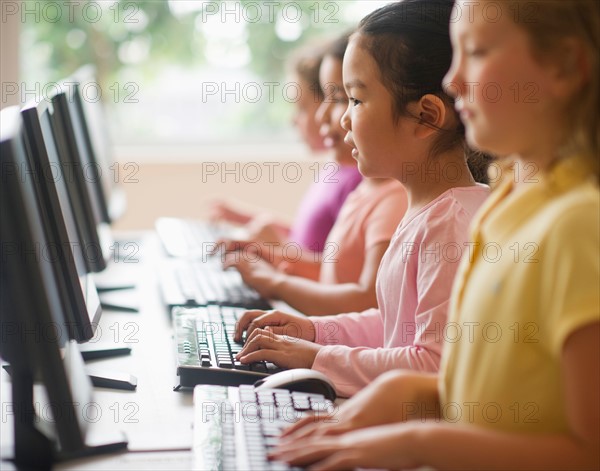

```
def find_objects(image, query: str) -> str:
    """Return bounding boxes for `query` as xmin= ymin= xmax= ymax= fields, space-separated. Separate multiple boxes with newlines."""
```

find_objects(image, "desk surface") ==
xmin=2 ymin=234 xmax=197 ymax=470
xmin=1 ymin=233 xmax=349 ymax=471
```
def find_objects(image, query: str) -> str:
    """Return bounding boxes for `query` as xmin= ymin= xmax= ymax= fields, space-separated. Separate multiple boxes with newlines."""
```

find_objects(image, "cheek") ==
xmin=330 ymin=106 xmax=347 ymax=131
xmin=294 ymin=113 xmax=308 ymax=131
xmin=473 ymin=60 xmax=527 ymax=112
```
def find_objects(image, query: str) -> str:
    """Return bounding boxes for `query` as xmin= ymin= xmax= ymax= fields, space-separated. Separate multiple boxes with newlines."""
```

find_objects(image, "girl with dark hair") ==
xmin=233 ymin=0 xmax=489 ymax=397
xmin=224 ymin=32 xmax=408 ymax=316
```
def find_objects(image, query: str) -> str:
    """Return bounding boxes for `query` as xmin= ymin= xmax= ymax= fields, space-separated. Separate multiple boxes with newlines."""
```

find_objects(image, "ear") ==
xmin=414 ymin=94 xmax=447 ymax=139
xmin=548 ymin=38 xmax=590 ymax=98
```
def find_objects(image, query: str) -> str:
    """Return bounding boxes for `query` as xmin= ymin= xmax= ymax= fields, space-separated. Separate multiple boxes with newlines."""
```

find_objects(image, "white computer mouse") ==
xmin=254 ymin=368 xmax=337 ymax=401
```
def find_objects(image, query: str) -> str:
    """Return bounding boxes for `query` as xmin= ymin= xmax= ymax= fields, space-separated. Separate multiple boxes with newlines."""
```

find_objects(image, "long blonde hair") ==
xmin=510 ymin=1 xmax=599 ymax=177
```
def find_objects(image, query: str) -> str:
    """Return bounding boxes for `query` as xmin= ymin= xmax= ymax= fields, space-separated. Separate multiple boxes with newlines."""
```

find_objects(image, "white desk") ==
xmin=1 ymin=233 xmax=348 ymax=470
xmin=2 ymin=233 xmax=197 ymax=470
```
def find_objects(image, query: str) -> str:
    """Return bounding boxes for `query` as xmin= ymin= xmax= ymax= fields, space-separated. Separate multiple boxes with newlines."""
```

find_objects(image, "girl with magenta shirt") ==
xmin=211 ymin=42 xmax=362 ymax=256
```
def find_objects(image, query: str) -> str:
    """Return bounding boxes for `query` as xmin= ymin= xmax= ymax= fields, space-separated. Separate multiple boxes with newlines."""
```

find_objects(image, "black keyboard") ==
xmin=156 ymin=217 xmax=228 ymax=258
xmin=174 ymin=306 xmax=283 ymax=389
xmin=193 ymin=384 xmax=334 ymax=470
xmin=160 ymin=259 xmax=272 ymax=310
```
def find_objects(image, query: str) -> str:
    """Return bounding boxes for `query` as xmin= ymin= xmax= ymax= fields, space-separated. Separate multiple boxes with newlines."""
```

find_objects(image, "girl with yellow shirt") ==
xmin=270 ymin=1 xmax=600 ymax=469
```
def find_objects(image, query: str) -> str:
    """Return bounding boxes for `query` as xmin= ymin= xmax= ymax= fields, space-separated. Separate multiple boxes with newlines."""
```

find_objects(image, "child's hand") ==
xmin=208 ymin=200 xmax=251 ymax=225
xmin=223 ymin=253 xmax=284 ymax=298
xmin=280 ymin=370 xmax=439 ymax=440
xmin=216 ymin=238 xmax=286 ymax=266
xmin=271 ymin=422 xmax=422 ymax=471
xmin=235 ymin=328 xmax=321 ymax=369
xmin=246 ymin=219 xmax=285 ymax=246
xmin=233 ymin=309 xmax=315 ymax=343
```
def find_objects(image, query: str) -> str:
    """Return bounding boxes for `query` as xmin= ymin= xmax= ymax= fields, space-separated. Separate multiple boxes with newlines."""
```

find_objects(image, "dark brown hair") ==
xmin=356 ymin=0 xmax=492 ymax=183
xmin=288 ymin=41 xmax=327 ymax=102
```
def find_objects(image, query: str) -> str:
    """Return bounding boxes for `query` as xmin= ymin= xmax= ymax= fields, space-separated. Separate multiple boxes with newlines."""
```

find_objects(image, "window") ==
xmin=18 ymin=1 xmax=391 ymax=155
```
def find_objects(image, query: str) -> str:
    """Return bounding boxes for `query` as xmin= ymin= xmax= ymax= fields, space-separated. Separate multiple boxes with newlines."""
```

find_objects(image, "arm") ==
xmin=224 ymin=241 xmax=387 ymax=315
xmin=270 ymin=241 xmax=388 ymax=316
xmin=310 ymin=273 xmax=452 ymax=396
xmin=279 ymin=257 xmax=322 ymax=281
xmin=208 ymin=200 xmax=255 ymax=225
xmin=312 ymin=341 xmax=441 ymax=398
xmin=312 ymin=308 xmax=384 ymax=348
xmin=275 ymin=323 xmax=600 ymax=471
xmin=281 ymin=370 xmax=440 ymax=440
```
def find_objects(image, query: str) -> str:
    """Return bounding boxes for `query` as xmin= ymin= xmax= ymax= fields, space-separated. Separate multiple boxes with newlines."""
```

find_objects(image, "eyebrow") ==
xmin=344 ymin=79 xmax=366 ymax=90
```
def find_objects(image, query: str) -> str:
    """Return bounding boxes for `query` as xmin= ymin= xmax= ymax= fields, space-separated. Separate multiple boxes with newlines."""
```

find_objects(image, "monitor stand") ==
xmin=87 ymin=370 xmax=138 ymax=391
xmin=9 ymin=364 xmax=128 ymax=469
xmin=98 ymin=290 xmax=140 ymax=313
xmin=78 ymin=342 xmax=132 ymax=361
xmin=79 ymin=344 xmax=137 ymax=391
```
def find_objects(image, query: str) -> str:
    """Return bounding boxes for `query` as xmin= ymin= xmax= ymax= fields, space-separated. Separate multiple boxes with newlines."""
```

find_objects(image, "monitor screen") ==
xmin=52 ymin=88 xmax=112 ymax=271
xmin=21 ymin=99 xmax=102 ymax=342
xmin=1 ymin=107 xmax=126 ymax=465
xmin=71 ymin=66 xmax=126 ymax=223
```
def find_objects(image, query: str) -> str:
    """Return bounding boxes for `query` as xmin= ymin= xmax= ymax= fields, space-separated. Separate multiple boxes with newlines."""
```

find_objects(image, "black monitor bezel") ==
xmin=1 ymin=106 xmax=89 ymax=455
xmin=21 ymin=99 xmax=102 ymax=342
xmin=51 ymin=87 xmax=112 ymax=271
xmin=70 ymin=66 xmax=126 ymax=224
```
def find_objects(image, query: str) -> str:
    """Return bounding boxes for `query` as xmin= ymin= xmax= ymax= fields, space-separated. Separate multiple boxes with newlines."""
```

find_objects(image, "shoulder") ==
xmin=542 ymin=182 xmax=599 ymax=248
xmin=426 ymin=184 xmax=490 ymax=225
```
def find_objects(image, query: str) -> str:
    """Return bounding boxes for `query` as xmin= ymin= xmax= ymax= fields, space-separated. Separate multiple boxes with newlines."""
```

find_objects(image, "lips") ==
xmin=344 ymin=135 xmax=358 ymax=159
xmin=456 ymin=105 xmax=474 ymax=121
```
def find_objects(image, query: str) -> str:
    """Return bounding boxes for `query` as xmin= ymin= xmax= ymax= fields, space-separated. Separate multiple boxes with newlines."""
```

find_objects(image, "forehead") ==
xmin=343 ymin=36 xmax=380 ymax=81
xmin=319 ymin=55 xmax=343 ymax=83
xmin=450 ymin=0 xmax=512 ymax=39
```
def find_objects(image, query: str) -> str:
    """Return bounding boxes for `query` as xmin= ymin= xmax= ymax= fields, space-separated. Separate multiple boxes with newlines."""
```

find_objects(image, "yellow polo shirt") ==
xmin=439 ymin=156 xmax=599 ymax=433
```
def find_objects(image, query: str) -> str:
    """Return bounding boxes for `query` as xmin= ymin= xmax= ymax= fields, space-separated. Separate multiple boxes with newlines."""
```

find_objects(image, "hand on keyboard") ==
xmin=235 ymin=328 xmax=322 ymax=370
xmin=223 ymin=254 xmax=285 ymax=299
xmin=270 ymin=423 xmax=420 ymax=471
xmin=279 ymin=370 xmax=438 ymax=441
xmin=234 ymin=309 xmax=316 ymax=343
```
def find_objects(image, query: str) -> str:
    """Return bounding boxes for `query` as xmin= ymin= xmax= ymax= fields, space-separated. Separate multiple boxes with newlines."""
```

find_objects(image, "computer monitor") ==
xmin=0 ymin=107 xmax=127 ymax=467
xmin=51 ymin=87 xmax=113 ymax=272
xmin=70 ymin=65 xmax=126 ymax=224
xmin=20 ymin=99 xmax=102 ymax=342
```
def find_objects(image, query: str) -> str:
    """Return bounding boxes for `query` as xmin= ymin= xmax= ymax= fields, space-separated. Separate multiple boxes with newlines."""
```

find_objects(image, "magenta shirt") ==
xmin=288 ymin=164 xmax=362 ymax=253
xmin=311 ymin=185 xmax=490 ymax=397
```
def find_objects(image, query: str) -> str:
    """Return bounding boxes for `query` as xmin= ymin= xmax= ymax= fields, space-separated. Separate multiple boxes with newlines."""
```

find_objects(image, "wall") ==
xmin=111 ymin=160 xmax=316 ymax=231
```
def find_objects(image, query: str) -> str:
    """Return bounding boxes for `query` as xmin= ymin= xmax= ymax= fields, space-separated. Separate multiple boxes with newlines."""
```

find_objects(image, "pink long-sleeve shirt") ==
xmin=311 ymin=185 xmax=490 ymax=397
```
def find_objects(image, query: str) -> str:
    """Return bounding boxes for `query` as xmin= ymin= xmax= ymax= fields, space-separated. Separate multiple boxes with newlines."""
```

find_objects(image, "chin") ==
xmin=465 ymin=128 xmax=488 ymax=153
xmin=334 ymin=150 xmax=354 ymax=165
xmin=357 ymin=160 xmax=374 ymax=178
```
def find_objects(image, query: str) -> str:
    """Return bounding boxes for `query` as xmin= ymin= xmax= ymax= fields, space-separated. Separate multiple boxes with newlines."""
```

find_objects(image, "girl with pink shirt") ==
xmin=234 ymin=1 xmax=490 ymax=397
xmin=223 ymin=34 xmax=408 ymax=316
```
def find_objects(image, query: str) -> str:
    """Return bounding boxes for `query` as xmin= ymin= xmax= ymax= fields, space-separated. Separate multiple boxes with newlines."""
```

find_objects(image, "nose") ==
xmin=443 ymin=59 xmax=462 ymax=101
xmin=316 ymin=100 xmax=331 ymax=136
xmin=340 ymin=104 xmax=351 ymax=132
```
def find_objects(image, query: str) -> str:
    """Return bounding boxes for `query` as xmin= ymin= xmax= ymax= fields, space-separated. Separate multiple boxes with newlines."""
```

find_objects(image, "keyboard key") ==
xmin=217 ymin=359 xmax=233 ymax=368
xmin=194 ymin=385 xmax=330 ymax=471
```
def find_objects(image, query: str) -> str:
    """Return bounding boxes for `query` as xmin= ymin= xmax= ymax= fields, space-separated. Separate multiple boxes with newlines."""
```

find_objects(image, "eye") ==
xmin=465 ymin=47 xmax=487 ymax=58
xmin=349 ymin=97 xmax=362 ymax=106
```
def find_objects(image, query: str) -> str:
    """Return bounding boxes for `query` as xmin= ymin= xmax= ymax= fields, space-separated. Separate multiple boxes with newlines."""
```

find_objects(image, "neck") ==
xmin=398 ymin=150 xmax=477 ymax=212
xmin=513 ymin=126 xmax=570 ymax=186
